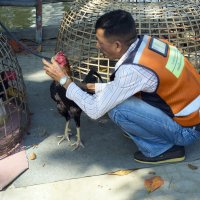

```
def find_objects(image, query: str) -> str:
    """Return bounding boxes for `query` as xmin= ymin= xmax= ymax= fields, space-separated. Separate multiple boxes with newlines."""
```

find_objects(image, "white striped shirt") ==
xmin=66 ymin=39 xmax=158 ymax=119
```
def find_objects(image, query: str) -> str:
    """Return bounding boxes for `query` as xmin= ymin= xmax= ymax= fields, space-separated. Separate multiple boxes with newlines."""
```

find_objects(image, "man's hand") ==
xmin=86 ymin=83 xmax=95 ymax=92
xmin=43 ymin=57 xmax=66 ymax=82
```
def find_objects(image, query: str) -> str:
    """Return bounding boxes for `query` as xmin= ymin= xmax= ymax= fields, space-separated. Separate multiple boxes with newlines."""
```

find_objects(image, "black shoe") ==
xmin=134 ymin=145 xmax=185 ymax=164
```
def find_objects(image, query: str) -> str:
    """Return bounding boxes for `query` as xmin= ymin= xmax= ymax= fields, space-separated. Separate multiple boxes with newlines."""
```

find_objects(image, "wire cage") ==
xmin=56 ymin=0 xmax=200 ymax=82
xmin=0 ymin=33 xmax=30 ymax=159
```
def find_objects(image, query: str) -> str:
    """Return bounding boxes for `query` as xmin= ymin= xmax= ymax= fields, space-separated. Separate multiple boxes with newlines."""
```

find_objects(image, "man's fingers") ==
xmin=43 ymin=58 xmax=57 ymax=73
xmin=51 ymin=57 xmax=60 ymax=67
xmin=43 ymin=65 xmax=49 ymax=71
xmin=45 ymin=70 xmax=52 ymax=77
xmin=45 ymin=68 xmax=56 ymax=79
xmin=42 ymin=56 xmax=65 ymax=82
xmin=42 ymin=59 xmax=55 ymax=71
xmin=42 ymin=58 xmax=50 ymax=66
xmin=51 ymin=56 xmax=55 ymax=63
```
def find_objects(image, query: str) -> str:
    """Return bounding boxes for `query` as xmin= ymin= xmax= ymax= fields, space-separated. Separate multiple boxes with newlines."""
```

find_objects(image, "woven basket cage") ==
xmin=0 ymin=33 xmax=30 ymax=159
xmin=56 ymin=0 xmax=200 ymax=82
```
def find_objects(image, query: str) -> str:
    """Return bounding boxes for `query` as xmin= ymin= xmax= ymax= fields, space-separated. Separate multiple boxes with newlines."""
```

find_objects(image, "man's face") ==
xmin=96 ymin=28 xmax=119 ymax=60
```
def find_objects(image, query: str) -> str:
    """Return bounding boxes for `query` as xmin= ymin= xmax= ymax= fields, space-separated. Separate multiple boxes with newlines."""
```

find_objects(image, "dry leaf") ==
xmin=108 ymin=169 xmax=134 ymax=176
xmin=188 ymin=163 xmax=198 ymax=170
xmin=29 ymin=152 xmax=37 ymax=160
xmin=144 ymin=176 xmax=164 ymax=192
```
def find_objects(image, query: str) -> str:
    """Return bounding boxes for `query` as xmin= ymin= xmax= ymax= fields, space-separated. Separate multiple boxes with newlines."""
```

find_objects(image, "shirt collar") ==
xmin=115 ymin=38 xmax=139 ymax=70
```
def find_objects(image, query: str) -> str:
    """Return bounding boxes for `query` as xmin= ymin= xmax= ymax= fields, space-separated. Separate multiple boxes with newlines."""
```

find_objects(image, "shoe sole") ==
xmin=134 ymin=156 xmax=185 ymax=164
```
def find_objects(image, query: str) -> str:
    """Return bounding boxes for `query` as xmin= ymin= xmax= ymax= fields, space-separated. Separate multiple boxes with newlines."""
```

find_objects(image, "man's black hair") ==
xmin=95 ymin=9 xmax=137 ymax=43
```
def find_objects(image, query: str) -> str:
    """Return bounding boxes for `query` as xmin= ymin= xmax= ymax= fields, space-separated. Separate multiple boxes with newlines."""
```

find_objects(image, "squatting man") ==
xmin=43 ymin=10 xmax=200 ymax=164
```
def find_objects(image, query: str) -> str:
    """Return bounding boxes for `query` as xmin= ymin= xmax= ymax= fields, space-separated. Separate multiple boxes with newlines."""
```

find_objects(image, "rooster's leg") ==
xmin=57 ymin=120 xmax=71 ymax=145
xmin=71 ymin=127 xmax=84 ymax=150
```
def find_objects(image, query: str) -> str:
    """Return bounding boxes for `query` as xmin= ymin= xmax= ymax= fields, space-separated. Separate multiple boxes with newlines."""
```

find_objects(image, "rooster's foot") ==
xmin=57 ymin=133 xmax=71 ymax=145
xmin=71 ymin=140 xmax=84 ymax=151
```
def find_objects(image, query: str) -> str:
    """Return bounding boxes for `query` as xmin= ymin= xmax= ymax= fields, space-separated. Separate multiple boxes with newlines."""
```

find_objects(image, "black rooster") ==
xmin=50 ymin=52 xmax=102 ymax=150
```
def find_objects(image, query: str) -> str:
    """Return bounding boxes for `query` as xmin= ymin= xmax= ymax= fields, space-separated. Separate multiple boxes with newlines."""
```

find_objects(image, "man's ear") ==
xmin=115 ymin=41 xmax=122 ymax=53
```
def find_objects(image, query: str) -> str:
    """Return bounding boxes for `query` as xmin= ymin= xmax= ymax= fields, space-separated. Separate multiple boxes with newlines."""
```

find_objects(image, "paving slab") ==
xmin=1 ymin=160 xmax=200 ymax=200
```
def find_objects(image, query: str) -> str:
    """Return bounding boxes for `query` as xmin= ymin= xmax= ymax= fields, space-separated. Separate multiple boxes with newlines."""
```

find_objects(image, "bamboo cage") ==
xmin=0 ymin=33 xmax=30 ymax=159
xmin=56 ymin=0 xmax=200 ymax=82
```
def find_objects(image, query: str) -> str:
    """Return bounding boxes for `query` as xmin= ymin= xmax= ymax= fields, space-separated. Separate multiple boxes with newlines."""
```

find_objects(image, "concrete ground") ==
xmin=1 ymin=160 xmax=200 ymax=200
xmin=1 ymin=39 xmax=200 ymax=200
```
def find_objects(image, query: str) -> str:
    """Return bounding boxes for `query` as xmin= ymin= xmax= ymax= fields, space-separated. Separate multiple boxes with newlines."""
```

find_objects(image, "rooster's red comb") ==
xmin=55 ymin=51 xmax=69 ymax=67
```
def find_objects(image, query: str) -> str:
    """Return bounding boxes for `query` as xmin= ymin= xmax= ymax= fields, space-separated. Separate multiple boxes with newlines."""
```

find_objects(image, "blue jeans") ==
xmin=108 ymin=96 xmax=200 ymax=157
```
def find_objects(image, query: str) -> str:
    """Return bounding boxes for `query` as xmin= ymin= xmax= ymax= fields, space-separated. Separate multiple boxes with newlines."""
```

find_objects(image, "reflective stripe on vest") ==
xmin=174 ymin=95 xmax=200 ymax=117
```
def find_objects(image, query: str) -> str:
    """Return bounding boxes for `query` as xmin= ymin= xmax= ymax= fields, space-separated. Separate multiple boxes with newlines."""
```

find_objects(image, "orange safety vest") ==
xmin=121 ymin=35 xmax=200 ymax=126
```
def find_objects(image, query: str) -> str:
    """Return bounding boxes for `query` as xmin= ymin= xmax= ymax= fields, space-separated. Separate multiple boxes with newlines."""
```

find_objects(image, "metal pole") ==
xmin=36 ymin=0 xmax=42 ymax=44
